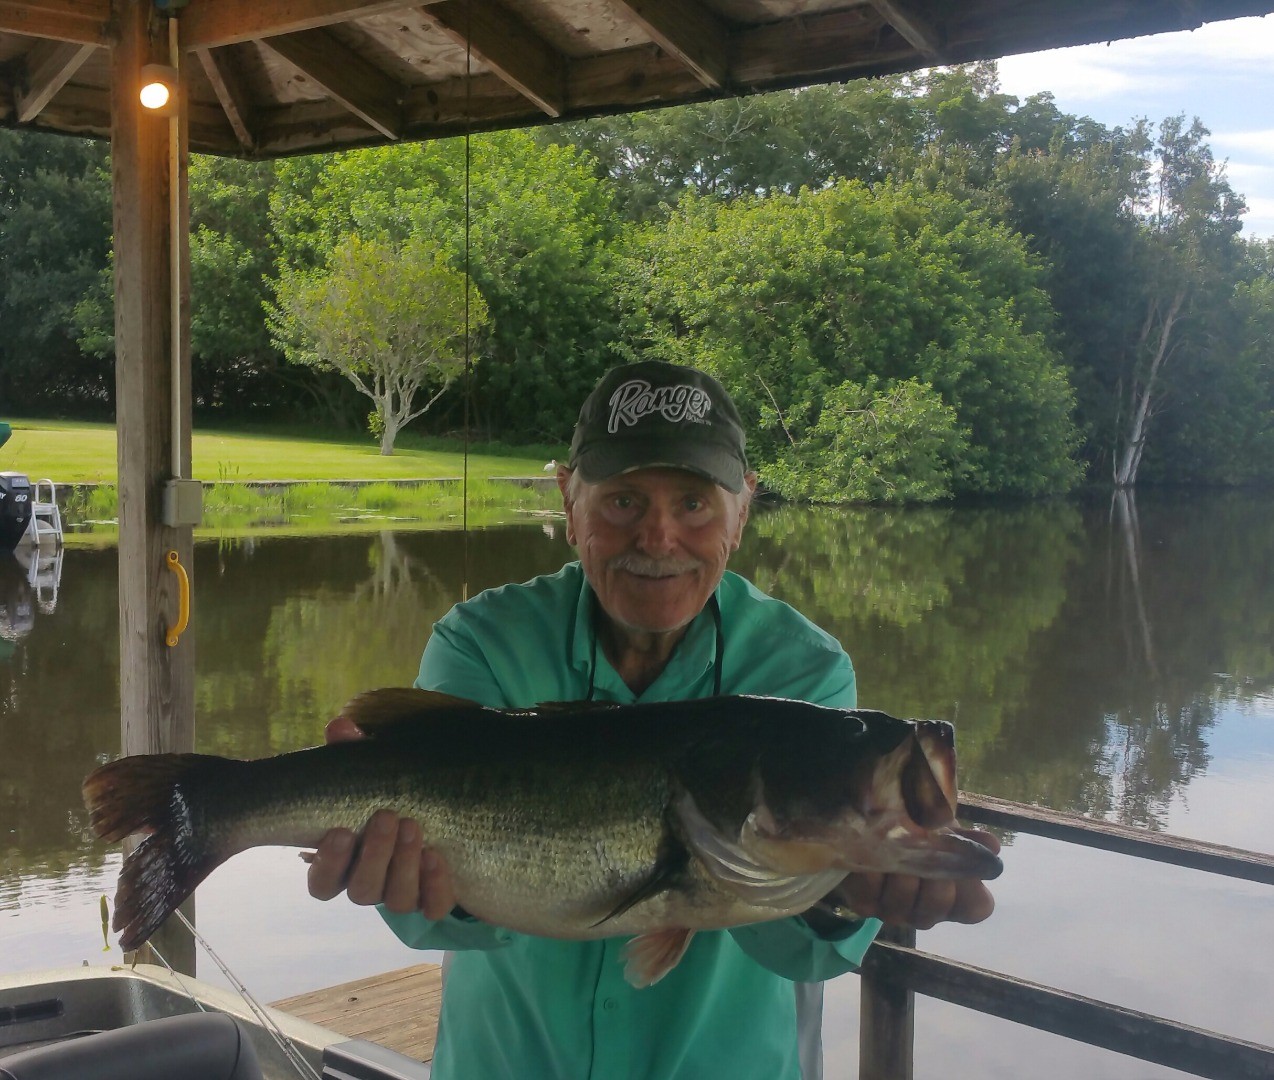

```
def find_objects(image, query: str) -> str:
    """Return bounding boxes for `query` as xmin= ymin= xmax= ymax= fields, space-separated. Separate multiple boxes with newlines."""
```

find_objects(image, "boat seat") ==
xmin=0 ymin=1013 xmax=263 ymax=1080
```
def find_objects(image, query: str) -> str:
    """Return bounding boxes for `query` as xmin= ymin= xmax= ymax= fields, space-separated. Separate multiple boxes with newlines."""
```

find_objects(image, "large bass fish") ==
xmin=83 ymin=689 xmax=1001 ymax=986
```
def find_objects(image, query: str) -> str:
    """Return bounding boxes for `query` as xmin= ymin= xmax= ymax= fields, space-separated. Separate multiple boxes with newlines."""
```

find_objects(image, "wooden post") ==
xmin=110 ymin=0 xmax=195 ymax=973
xmin=860 ymin=924 xmax=917 ymax=1079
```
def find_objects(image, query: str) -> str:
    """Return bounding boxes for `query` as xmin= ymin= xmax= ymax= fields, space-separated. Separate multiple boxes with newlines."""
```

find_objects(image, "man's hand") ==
xmin=831 ymin=828 xmax=1000 ymax=930
xmin=304 ymin=715 xmax=458 ymax=920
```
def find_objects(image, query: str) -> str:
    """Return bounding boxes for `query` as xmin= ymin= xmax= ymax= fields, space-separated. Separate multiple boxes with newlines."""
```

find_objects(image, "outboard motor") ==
xmin=0 ymin=473 xmax=33 ymax=553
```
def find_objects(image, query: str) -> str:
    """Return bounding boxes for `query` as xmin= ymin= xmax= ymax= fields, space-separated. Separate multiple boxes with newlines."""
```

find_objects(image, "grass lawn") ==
xmin=0 ymin=418 xmax=561 ymax=484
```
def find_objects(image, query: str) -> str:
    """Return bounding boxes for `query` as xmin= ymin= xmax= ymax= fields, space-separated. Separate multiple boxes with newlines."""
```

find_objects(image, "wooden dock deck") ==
xmin=271 ymin=962 xmax=443 ymax=1064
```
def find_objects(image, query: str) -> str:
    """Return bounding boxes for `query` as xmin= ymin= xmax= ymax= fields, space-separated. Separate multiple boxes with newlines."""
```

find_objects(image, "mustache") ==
xmin=608 ymin=553 xmax=702 ymax=578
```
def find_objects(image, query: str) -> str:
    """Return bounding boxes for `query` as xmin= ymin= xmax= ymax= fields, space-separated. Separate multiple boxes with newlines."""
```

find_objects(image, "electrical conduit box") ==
xmin=162 ymin=479 xmax=203 ymax=527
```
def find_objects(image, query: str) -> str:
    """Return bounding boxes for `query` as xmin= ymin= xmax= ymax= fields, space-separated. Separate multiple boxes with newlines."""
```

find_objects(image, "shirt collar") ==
xmin=569 ymin=565 xmax=720 ymax=703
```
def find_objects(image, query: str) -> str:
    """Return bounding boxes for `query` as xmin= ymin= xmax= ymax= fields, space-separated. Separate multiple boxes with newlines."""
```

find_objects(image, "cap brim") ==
xmin=573 ymin=437 xmax=745 ymax=493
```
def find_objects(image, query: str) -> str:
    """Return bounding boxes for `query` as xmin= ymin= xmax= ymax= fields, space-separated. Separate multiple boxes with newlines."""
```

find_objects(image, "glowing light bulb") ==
xmin=140 ymin=80 xmax=171 ymax=110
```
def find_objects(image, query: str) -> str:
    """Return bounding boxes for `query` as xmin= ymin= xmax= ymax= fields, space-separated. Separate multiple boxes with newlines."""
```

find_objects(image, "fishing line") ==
xmin=460 ymin=0 xmax=473 ymax=603
xmin=167 ymin=908 xmax=322 ymax=1080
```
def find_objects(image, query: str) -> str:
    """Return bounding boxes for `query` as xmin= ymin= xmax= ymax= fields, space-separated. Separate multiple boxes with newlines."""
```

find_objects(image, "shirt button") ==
xmin=603 ymin=998 xmax=618 ymax=1011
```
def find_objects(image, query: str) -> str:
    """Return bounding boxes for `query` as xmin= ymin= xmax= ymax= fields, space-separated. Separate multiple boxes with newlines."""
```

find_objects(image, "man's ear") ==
xmin=731 ymin=472 xmax=759 ymax=550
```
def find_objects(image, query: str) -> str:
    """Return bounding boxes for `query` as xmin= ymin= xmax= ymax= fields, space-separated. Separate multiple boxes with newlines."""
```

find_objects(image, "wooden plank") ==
xmin=868 ymin=0 xmax=945 ymax=60
xmin=181 ymin=0 xmax=416 ymax=51
xmin=958 ymin=792 xmax=1274 ymax=885
xmin=0 ymin=0 xmax=110 ymax=47
xmin=260 ymin=27 xmax=402 ymax=139
xmin=194 ymin=46 xmax=256 ymax=151
xmin=16 ymin=39 xmax=97 ymax=123
xmin=865 ymin=941 xmax=1274 ymax=1080
xmin=613 ymin=0 xmax=730 ymax=89
xmin=271 ymin=963 xmax=442 ymax=1063
xmin=426 ymin=0 xmax=566 ymax=117
xmin=110 ymin=0 xmax=196 ymax=972
xmin=859 ymin=925 xmax=916 ymax=1080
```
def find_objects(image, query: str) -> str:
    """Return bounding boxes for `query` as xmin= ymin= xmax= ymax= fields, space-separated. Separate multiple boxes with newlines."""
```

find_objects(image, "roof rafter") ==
xmin=868 ymin=0 xmax=944 ymax=60
xmin=16 ymin=38 xmax=96 ymax=122
xmin=423 ymin=0 xmax=565 ymax=117
xmin=260 ymin=27 xmax=403 ymax=139
xmin=0 ymin=0 xmax=110 ymax=47
xmin=194 ymin=46 xmax=257 ymax=152
xmin=182 ymin=0 xmax=420 ymax=51
xmin=612 ymin=0 xmax=729 ymax=89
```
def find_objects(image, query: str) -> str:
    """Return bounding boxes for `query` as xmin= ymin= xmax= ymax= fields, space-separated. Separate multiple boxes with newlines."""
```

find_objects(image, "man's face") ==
xmin=560 ymin=467 xmax=755 ymax=636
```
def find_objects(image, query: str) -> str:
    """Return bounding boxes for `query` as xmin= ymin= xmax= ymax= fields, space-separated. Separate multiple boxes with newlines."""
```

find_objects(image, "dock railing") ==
xmin=858 ymin=793 xmax=1274 ymax=1080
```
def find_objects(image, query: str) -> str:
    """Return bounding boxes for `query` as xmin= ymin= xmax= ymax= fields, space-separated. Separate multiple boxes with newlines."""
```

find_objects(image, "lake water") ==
xmin=2 ymin=490 xmax=1271 ymax=1078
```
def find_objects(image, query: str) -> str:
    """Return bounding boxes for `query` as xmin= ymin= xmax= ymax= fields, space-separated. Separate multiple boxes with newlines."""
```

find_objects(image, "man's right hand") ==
xmin=305 ymin=715 xmax=458 ymax=919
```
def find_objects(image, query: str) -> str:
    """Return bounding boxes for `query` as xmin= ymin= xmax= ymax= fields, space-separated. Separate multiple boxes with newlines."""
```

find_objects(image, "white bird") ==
xmin=543 ymin=459 xmax=558 ymax=472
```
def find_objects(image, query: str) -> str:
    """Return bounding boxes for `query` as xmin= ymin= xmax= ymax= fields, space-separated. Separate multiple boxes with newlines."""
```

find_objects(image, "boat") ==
xmin=0 ymin=964 xmax=431 ymax=1080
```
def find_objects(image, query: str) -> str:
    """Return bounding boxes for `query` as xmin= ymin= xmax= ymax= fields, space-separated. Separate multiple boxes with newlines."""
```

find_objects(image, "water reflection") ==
xmin=1 ymin=492 xmax=1271 ymax=1075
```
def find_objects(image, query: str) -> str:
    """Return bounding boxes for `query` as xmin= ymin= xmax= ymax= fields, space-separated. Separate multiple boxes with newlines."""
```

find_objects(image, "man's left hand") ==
xmin=831 ymin=827 xmax=1000 ymax=930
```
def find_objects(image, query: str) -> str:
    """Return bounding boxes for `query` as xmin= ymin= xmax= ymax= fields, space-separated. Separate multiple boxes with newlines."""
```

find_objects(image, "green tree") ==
xmin=270 ymin=132 xmax=622 ymax=442
xmin=623 ymin=181 xmax=1080 ymax=501
xmin=0 ymin=130 xmax=112 ymax=414
xmin=1111 ymin=116 xmax=1246 ymax=488
xmin=269 ymin=233 xmax=487 ymax=453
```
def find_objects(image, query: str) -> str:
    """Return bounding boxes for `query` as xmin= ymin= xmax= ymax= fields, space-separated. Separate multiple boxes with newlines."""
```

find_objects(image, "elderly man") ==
xmin=307 ymin=360 xmax=996 ymax=1080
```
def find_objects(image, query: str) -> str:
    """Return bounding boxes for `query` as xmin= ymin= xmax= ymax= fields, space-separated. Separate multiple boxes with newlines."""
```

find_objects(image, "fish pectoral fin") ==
xmin=591 ymin=858 xmax=684 ymax=928
xmin=674 ymin=790 xmax=844 ymax=910
xmin=621 ymin=928 xmax=696 ymax=988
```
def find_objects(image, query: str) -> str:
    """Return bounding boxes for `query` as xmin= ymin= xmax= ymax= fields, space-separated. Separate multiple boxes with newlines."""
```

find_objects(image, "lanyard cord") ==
xmin=585 ymin=593 xmax=724 ymax=701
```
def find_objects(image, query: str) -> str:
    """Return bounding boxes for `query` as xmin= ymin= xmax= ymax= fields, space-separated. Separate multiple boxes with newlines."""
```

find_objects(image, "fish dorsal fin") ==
xmin=340 ymin=687 xmax=487 ymax=740
xmin=534 ymin=699 xmax=622 ymax=714
xmin=673 ymin=788 xmax=845 ymax=911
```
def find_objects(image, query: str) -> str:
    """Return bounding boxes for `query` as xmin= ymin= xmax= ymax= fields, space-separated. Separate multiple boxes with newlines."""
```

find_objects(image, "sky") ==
xmin=995 ymin=13 xmax=1274 ymax=240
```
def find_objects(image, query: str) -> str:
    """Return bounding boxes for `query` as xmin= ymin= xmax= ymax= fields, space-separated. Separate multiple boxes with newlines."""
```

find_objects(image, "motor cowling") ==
xmin=0 ymin=473 xmax=33 ymax=552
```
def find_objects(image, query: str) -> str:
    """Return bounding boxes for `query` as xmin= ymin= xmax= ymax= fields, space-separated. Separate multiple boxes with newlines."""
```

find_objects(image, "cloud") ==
xmin=997 ymin=16 xmax=1274 ymax=104
xmin=1213 ymin=129 xmax=1274 ymax=161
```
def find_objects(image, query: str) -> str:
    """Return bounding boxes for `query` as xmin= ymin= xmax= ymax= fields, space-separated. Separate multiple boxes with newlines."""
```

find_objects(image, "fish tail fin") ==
xmin=82 ymin=754 xmax=225 ymax=951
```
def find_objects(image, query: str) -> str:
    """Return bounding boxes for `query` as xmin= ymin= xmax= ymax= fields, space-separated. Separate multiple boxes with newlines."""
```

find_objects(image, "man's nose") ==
xmin=636 ymin=505 xmax=678 ymax=554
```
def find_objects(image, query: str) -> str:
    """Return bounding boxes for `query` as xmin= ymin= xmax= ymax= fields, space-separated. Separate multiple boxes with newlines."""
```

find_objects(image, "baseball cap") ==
xmin=568 ymin=361 xmax=748 ymax=493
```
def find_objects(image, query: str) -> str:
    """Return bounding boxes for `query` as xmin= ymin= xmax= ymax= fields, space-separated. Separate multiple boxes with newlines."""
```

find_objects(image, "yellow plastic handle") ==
xmin=165 ymin=549 xmax=190 ymax=647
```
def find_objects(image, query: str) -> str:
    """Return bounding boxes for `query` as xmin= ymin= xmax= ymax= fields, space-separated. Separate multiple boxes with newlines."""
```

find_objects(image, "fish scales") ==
xmin=83 ymin=689 xmax=1003 ymax=984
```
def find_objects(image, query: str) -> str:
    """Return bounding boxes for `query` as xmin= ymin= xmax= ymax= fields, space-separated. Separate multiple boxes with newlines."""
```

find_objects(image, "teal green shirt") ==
xmin=384 ymin=563 xmax=880 ymax=1079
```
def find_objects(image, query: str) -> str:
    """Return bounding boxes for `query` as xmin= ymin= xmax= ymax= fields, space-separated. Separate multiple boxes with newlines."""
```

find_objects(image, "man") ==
xmin=307 ymin=360 xmax=997 ymax=1079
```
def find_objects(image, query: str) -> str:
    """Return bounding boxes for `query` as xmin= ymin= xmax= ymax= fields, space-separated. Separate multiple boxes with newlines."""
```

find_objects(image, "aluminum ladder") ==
xmin=25 ymin=478 xmax=63 ymax=546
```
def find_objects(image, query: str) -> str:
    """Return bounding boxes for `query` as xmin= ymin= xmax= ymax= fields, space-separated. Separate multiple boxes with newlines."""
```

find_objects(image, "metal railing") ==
xmin=857 ymin=793 xmax=1274 ymax=1080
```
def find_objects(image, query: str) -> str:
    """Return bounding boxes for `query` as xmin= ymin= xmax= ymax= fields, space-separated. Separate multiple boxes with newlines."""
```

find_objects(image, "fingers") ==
xmin=345 ymin=810 xmax=413 ymax=906
xmin=306 ymin=809 xmax=457 ymax=920
xmin=307 ymin=827 xmax=357 ymax=901
xmin=325 ymin=715 xmax=365 ymax=744
xmin=420 ymin=849 xmax=459 ymax=920
xmin=836 ymin=866 xmax=996 ymax=930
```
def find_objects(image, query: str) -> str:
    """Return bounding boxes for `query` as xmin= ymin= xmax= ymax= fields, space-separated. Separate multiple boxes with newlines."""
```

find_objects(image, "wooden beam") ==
xmin=424 ymin=0 xmax=565 ymax=117
xmin=259 ymin=27 xmax=402 ymax=139
xmin=194 ymin=46 xmax=257 ymax=152
xmin=16 ymin=39 xmax=98 ymax=123
xmin=0 ymin=0 xmax=111 ymax=47
xmin=182 ymin=0 xmax=418 ymax=50
xmin=959 ymin=792 xmax=1274 ymax=885
xmin=612 ymin=0 xmax=729 ymax=90
xmin=865 ymin=941 xmax=1274 ymax=1080
xmin=868 ymin=0 xmax=944 ymax=60
xmin=859 ymin=926 xmax=917 ymax=1080
xmin=110 ymin=0 xmax=195 ymax=974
